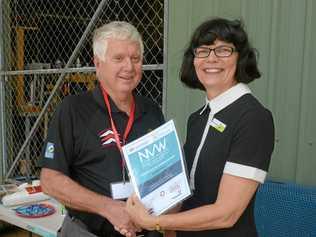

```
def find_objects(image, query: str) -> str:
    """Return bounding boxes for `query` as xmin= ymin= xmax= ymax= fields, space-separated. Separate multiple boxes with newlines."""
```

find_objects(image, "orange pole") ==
xmin=16 ymin=27 xmax=25 ymax=112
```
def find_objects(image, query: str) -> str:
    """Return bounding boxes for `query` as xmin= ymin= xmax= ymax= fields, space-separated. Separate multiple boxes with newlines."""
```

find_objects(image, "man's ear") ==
xmin=93 ymin=56 xmax=100 ymax=68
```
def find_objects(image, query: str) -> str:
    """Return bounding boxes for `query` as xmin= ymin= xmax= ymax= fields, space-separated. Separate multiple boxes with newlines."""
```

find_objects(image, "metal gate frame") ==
xmin=0 ymin=0 xmax=169 ymax=182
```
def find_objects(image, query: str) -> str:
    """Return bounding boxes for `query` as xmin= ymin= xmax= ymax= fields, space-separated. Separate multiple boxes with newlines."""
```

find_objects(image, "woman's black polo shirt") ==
xmin=178 ymin=83 xmax=274 ymax=237
xmin=41 ymin=84 xmax=164 ymax=235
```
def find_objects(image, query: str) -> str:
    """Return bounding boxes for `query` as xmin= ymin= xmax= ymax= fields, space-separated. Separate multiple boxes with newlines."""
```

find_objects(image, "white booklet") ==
xmin=122 ymin=120 xmax=191 ymax=215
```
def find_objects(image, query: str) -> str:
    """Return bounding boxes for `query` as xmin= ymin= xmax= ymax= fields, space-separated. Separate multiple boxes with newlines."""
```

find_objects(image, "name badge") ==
xmin=111 ymin=182 xmax=134 ymax=200
xmin=210 ymin=118 xmax=226 ymax=132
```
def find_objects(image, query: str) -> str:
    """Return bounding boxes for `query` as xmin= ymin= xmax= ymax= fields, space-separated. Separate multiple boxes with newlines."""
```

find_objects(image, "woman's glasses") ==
xmin=193 ymin=46 xmax=236 ymax=58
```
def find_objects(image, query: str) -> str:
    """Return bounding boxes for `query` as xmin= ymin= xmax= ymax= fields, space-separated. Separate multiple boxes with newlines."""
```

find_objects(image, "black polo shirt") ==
xmin=41 ymin=84 xmax=164 ymax=235
xmin=178 ymin=83 xmax=274 ymax=237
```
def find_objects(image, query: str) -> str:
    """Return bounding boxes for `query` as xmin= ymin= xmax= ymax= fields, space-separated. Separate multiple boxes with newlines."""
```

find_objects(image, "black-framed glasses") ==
xmin=193 ymin=46 xmax=236 ymax=58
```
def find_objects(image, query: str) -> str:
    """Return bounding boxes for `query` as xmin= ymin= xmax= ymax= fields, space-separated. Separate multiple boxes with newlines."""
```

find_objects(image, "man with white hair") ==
xmin=40 ymin=21 xmax=164 ymax=237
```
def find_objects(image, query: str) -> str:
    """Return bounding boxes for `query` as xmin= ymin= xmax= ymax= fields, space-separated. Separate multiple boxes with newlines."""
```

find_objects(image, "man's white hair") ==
xmin=93 ymin=21 xmax=144 ymax=61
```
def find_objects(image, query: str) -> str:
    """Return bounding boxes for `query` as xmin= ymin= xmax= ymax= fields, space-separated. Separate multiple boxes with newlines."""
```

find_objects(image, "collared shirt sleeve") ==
xmin=224 ymin=108 xmax=275 ymax=183
xmin=40 ymin=96 xmax=75 ymax=176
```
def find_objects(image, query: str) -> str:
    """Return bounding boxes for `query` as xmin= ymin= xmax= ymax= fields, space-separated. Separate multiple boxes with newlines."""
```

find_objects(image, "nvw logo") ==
xmin=138 ymin=138 xmax=166 ymax=163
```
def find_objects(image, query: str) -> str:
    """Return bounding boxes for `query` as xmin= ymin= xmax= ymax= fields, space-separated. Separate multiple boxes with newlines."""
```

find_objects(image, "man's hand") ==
xmin=102 ymin=199 xmax=141 ymax=237
xmin=40 ymin=169 xmax=142 ymax=236
xmin=125 ymin=194 xmax=156 ymax=231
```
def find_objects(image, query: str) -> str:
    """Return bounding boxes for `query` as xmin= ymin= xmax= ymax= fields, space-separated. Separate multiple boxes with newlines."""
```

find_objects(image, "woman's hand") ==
xmin=126 ymin=194 xmax=156 ymax=230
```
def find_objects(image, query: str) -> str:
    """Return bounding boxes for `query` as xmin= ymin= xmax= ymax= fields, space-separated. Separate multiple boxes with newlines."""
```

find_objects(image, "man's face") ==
xmin=94 ymin=38 xmax=143 ymax=96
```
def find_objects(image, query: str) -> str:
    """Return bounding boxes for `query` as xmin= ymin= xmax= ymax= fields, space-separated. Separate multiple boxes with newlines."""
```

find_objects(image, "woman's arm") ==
xmin=126 ymin=173 xmax=259 ymax=231
xmin=163 ymin=204 xmax=182 ymax=237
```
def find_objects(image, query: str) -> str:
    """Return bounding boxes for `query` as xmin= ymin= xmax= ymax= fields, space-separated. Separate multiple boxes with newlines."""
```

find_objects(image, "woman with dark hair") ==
xmin=125 ymin=18 xmax=275 ymax=237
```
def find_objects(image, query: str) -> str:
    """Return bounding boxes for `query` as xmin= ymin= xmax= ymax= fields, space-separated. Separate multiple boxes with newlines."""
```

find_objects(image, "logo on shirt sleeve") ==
xmin=44 ymin=142 xmax=55 ymax=159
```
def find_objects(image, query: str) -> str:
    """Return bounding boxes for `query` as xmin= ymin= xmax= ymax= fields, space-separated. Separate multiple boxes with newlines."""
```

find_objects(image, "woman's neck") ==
xmin=206 ymin=81 xmax=238 ymax=100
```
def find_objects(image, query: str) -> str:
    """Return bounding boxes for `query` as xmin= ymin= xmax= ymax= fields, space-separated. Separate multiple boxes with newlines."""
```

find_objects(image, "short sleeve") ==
xmin=40 ymin=96 xmax=75 ymax=176
xmin=223 ymin=108 xmax=275 ymax=183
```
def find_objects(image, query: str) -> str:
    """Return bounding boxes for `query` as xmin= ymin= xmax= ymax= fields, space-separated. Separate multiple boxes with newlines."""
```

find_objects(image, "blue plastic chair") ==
xmin=255 ymin=181 xmax=316 ymax=237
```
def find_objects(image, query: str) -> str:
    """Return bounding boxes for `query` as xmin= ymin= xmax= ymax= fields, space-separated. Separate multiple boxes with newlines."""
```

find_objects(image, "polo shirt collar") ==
xmin=92 ymin=83 xmax=144 ymax=119
xmin=199 ymin=83 xmax=252 ymax=115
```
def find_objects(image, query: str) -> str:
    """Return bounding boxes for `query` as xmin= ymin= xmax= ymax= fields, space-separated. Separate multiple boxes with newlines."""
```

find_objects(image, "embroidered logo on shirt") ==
xmin=98 ymin=128 xmax=121 ymax=147
xmin=210 ymin=118 xmax=226 ymax=132
xmin=44 ymin=142 xmax=55 ymax=159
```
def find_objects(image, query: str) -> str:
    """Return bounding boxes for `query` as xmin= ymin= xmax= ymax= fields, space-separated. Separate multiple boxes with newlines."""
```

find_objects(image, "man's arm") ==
xmin=40 ymin=168 xmax=139 ymax=235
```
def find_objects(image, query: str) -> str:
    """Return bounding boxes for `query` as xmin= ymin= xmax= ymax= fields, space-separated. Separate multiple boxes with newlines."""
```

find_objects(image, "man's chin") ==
xmin=117 ymin=85 xmax=138 ymax=94
xmin=119 ymin=81 xmax=139 ymax=90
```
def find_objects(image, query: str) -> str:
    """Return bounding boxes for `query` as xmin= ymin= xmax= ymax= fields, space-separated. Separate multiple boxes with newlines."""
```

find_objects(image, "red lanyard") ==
xmin=101 ymin=86 xmax=135 ymax=182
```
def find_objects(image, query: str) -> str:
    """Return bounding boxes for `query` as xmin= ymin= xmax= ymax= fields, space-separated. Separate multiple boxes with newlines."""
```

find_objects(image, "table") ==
xmin=0 ymin=199 xmax=64 ymax=237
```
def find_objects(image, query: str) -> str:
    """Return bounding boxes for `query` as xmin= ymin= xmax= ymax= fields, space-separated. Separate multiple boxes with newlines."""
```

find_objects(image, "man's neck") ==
xmin=108 ymin=91 xmax=133 ymax=115
xmin=99 ymin=82 xmax=134 ymax=115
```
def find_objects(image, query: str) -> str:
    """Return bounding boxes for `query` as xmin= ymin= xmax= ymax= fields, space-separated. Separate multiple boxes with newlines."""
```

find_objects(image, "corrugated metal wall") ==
xmin=165 ymin=0 xmax=316 ymax=185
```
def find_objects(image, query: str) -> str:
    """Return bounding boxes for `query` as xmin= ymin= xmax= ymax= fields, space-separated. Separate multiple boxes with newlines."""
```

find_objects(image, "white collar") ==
xmin=200 ymin=83 xmax=252 ymax=115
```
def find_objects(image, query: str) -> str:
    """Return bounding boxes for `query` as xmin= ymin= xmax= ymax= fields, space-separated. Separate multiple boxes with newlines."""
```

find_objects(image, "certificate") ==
xmin=122 ymin=120 xmax=191 ymax=215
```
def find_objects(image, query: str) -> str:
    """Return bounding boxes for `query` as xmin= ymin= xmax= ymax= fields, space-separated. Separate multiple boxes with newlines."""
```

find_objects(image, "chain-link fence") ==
xmin=0 ymin=0 xmax=166 ymax=182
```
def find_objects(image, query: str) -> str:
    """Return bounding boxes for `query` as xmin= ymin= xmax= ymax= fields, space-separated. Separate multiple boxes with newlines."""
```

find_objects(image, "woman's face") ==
xmin=193 ymin=39 xmax=238 ymax=98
